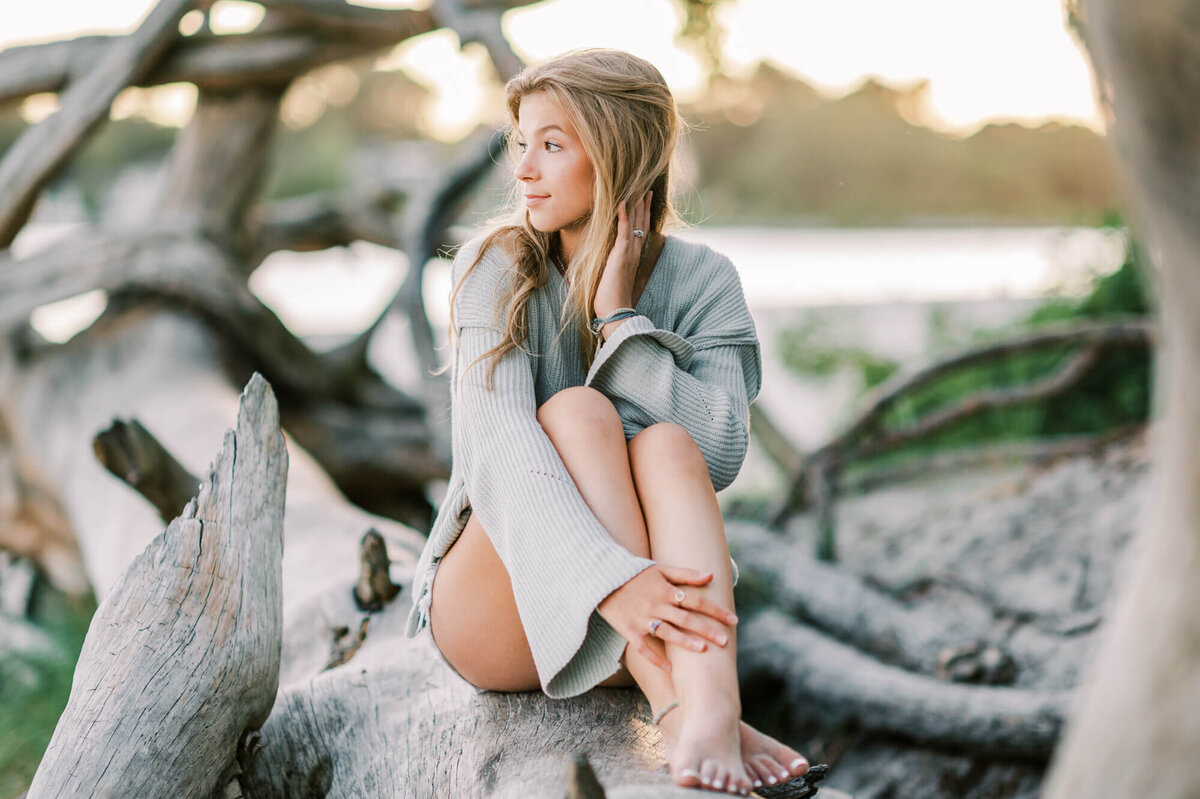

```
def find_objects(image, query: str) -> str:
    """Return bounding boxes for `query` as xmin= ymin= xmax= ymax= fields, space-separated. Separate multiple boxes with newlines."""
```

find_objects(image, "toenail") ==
xmin=779 ymin=771 xmax=789 ymax=779
xmin=713 ymin=780 xmax=724 ymax=790
xmin=754 ymin=780 xmax=762 ymax=787
xmin=767 ymin=776 xmax=776 ymax=785
xmin=791 ymin=757 xmax=808 ymax=770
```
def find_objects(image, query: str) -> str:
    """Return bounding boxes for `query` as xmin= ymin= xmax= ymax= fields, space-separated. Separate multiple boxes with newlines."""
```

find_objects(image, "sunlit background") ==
xmin=3 ymin=0 xmax=1101 ymax=135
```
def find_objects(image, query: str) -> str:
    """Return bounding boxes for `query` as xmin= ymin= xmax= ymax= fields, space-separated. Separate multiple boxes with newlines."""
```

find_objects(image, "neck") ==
xmin=557 ymin=228 xmax=583 ymax=265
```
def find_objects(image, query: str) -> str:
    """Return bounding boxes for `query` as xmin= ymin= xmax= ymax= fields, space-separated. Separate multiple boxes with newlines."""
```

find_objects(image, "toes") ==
xmin=713 ymin=765 xmax=747 ymax=796
xmin=756 ymin=755 xmax=787 ymax=785
xmin=674 ymin=766 xmax=702 ymax=788
xmin=744 ymin=763 xmax=764 ymax=790
xmin=745 ymin=758 xmax=772 ymax=788
xmin=700 ymin=759 xmax=721 ymax=789
xmin=787 ymin=754 xmax=810 ymax=777
xmin=767 ymin=741 xmax=809 ymax=776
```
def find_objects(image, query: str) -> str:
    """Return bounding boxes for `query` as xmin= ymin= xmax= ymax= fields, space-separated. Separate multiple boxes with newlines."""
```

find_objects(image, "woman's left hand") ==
xmin=594 ymin=190 xmax=652 ymax=319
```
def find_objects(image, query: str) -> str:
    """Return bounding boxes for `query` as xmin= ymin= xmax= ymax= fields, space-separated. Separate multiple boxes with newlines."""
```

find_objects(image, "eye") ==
xmin=545 ymin=141 xmax=562 ymax=152
xmin=516 ymin=140 xmax=527 ymax=153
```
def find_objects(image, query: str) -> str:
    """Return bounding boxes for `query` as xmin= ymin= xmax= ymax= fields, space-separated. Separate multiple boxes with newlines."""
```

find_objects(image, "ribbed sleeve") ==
xmin=584 ymin=259 xmax=761 ymax=492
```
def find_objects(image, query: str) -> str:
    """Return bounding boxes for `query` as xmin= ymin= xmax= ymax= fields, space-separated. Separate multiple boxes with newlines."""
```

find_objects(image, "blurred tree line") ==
xmin=0 ymin=55 xmax=1118 ymax=227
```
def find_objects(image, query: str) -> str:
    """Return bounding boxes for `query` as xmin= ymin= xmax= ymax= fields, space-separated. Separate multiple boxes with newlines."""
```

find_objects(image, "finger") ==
xmin=663 ymin=606 xmax=730 ymax=647
xmin=636 ymin=636 xmax=671 ymax=671
xmin=654 ymin=620 xmax=708 ymax=653
xmin=637 ymin=191 xmax=651 ymax=236
xmin=660 ymin=566 xmax=714 ymax=585
xmin=689 ymin=595 xmax=739 ymax=626
xmin=615 ymin=199 xmax=628 ymax=237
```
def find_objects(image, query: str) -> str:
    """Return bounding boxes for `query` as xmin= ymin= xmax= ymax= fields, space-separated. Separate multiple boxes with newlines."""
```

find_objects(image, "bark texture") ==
xmin=1042 ymin=2 xmax=1200 ymax=796
xmin=27 ymin=375 xmax=287 ymax=798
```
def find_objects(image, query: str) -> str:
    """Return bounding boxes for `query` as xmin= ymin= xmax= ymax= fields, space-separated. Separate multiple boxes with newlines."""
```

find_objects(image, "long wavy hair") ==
xmin=446 ymin=49 xmax=684 ymax=388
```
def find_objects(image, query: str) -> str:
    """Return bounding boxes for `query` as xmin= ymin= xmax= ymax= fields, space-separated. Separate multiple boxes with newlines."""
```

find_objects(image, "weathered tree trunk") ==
xmin=27 ymin=375 xmax=286 ymax=798
xmin=1043 ymin=2 xmax=1200 ymax=796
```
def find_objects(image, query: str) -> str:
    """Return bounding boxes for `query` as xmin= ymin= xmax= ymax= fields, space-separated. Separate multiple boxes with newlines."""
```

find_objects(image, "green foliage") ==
xmin=1024 ymin=236 xmax=1153 ymax=438
xmin=780 ymin=229 xmax=1153 ymax=469
xmin=263 ymin=112 xmax=354 ymax=199
xmin=0 ymin=112 xmax=177 ymax=217
xmin=778 ymin=315 xmax=900 ymax=390
xmin=894 ymin=238 xmax=1149 ymax=453
xmin=0 ymin=586 xmax=97 ymax=796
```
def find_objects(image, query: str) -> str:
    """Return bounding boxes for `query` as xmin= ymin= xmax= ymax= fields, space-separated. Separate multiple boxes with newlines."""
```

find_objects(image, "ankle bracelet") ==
xmin=652 ymin=700 xmax=680 ymax=726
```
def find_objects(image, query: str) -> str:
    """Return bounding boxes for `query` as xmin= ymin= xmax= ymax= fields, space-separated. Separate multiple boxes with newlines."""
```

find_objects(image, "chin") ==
xmin=525 ymin=213 xmax=568 ymax=236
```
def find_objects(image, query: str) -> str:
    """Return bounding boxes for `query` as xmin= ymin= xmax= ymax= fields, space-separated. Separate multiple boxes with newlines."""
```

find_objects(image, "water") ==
xmin=16 ymin=223 xmax=1124 ymax=342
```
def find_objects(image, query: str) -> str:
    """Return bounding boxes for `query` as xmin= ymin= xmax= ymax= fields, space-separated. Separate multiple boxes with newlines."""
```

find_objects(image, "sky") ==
xmin=0 ymin=0 xmax=1102 ymax=138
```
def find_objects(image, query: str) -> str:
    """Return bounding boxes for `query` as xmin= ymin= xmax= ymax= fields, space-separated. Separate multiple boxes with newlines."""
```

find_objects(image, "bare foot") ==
xmin=737 ymin=720 xmax=808 ymax=791
xmin=658 ymin=698 xmax=753 ymax=795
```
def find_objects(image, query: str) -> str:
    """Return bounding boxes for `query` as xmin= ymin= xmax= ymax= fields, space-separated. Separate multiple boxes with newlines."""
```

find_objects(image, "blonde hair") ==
xmin=446 ymin=49 xmax=684 ymax=388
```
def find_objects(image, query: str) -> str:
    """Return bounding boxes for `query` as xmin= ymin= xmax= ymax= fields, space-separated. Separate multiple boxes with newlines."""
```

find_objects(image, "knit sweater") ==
xmin=404 ymin=232 xmax=762 ymax=699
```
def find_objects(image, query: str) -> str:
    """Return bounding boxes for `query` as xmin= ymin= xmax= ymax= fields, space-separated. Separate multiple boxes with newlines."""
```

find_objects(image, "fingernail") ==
xmin=692 ymin=642 xmax=705 ymax=652
xmin=716 ymin=635 xmax=728 ymax=646
xmin=729 ymin=614 xmax=739 ymax=624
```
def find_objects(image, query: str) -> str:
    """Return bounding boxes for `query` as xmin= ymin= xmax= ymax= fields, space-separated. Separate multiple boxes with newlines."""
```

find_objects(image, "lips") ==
xmin=524 ymin=194 xmax=549 ymax=206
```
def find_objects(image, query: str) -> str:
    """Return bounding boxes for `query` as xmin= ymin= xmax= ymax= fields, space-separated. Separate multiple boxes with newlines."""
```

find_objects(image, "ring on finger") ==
xmin=674 ymin=590 xmax=686 ymax=605
xmin=633 ymin=229 xmax=645 ymax=238
xmin=649 ymin=618 xmax=663 ymax=636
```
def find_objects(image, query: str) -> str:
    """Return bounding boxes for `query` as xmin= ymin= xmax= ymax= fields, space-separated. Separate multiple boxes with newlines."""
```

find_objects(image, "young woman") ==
xmin=404 ymin=49 xmax=809 ymax=795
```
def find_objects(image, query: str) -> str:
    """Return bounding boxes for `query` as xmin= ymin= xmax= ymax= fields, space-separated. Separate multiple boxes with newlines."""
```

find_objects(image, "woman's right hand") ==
xmin=596 ymin=564 xmax=739 ymax=671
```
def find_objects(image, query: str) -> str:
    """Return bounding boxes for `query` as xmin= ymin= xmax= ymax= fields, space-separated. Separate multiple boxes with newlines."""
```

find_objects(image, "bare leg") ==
xmin=625 ymin=423 xmax=808 ymax=791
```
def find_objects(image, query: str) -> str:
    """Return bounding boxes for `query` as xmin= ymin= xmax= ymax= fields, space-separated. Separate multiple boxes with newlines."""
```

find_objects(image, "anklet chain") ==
xmin=652 ymin=700 xmax=680 ymax=726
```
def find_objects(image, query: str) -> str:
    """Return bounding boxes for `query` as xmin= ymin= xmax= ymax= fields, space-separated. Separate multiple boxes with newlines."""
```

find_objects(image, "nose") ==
xmin=514 ymin=149 xmax=536 ymax=182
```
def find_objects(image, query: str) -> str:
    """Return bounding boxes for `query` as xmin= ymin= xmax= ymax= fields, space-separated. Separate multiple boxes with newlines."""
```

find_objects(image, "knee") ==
xmin=629 ymin=422 xmax=708 ymax=477
xmin=536 ymin=386 xmax=621 ymax=436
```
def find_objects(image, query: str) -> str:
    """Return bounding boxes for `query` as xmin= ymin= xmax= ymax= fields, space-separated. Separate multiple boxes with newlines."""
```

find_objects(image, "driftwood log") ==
xmin=27 ymin=375 xmax=286 ymax=798
xmin=1042 ymin=1 xmax=1200 ymax=796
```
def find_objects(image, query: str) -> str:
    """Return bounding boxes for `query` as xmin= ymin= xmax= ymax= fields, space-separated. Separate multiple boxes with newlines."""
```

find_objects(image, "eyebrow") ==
xmin=519 ymin=124 xmax=567 ymax=137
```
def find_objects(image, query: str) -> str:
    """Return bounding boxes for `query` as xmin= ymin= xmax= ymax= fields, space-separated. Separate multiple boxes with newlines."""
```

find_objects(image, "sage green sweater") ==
xmin=405 ymin=233 xmax=762 ymax=698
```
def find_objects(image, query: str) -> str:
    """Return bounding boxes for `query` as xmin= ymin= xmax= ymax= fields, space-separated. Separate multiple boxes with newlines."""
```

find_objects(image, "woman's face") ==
xmin=514 ymin=92 xmax=595 ymax=238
